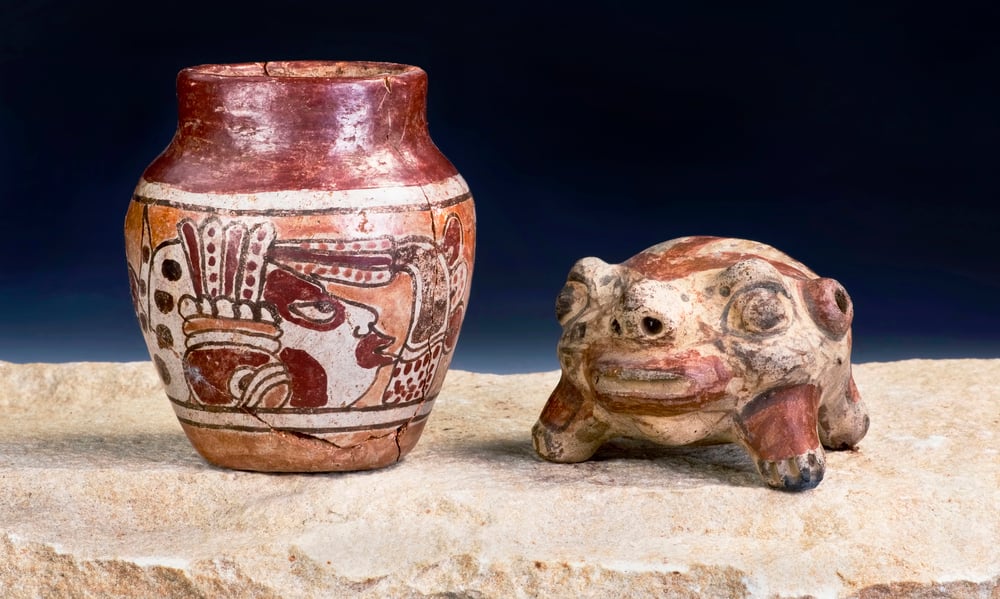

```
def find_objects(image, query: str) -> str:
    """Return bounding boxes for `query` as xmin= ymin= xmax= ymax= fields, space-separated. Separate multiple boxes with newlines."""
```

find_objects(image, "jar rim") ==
xmin=182 ymin=61 xmax=423 ymax=81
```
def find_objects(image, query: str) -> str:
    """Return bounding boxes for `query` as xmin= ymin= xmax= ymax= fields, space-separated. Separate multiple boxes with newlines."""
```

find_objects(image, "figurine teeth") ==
xmin=615 ymin=368 xmax=682 ymax=381
xmin=199 ymin=297 xmax=213 ymax=315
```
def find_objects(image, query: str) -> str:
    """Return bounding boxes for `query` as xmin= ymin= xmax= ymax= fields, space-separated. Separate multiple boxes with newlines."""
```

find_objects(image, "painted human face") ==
xmin=263 ymin=267 xmax=393 ymax=408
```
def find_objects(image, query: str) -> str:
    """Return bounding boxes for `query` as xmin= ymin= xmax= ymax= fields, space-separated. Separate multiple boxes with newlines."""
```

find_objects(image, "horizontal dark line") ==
xmin=185 ymin=336 xmax=279 ymax=351
xmin=167 ymin=394 xmax=435 ymax=414
xmin=269 ymin=247 xmax=394 ymax=267
xmin=431 ymin=193 xmax=472 ymax=209
xmin=176 ymin=413 xmax=429 ymax=433
xmin=133 ymin=192 xmax=472 ymax=215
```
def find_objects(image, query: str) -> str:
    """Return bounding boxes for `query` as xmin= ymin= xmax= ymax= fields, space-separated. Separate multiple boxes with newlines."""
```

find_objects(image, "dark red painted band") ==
xmin=626 ymin=243 xmax=811 ymax=281
xmin=143 ymin=61 xmax=458 ymax=193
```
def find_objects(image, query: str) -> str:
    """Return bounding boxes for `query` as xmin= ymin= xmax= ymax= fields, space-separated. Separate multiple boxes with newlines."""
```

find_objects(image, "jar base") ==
xmin=178 ymin=420 xmax=428 ymax=472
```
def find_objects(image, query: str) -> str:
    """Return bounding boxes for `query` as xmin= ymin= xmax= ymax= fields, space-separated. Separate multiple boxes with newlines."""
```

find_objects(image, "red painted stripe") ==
xmin=221 ymin=226 xmax=244 ymax=297
xmin=626 ymin=244 xmax=811 ymax=281
xmin=179 ymin=220 xmax=204 ymax=294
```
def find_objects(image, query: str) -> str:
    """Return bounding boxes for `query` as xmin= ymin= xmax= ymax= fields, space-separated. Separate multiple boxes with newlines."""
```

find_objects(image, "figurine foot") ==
xmin=532 ymin=374 xmax=609 ymax=462
xmin=755 ymin=448 xmax=826 ymax=491
xmin=819 ymin=374 xmax=870 ymax=450
xmin=738 ymin=383 xmax=825 ymax=491
xmin=532 ymin=421 xmax=606 ymax=463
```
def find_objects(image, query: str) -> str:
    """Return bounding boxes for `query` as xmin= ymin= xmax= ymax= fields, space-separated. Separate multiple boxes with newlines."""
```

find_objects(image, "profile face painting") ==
xmin=127 ymin=205 xmax=469 ymax=418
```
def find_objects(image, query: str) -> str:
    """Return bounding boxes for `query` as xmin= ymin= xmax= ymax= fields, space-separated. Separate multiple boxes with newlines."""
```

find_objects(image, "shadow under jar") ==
xmin=124 ymin=61 xmax=475 ymax=471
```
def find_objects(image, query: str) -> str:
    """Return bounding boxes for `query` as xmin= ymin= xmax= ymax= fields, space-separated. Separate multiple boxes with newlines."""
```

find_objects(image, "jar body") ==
xmin=124 ymin=62 xmax=474 ymax=471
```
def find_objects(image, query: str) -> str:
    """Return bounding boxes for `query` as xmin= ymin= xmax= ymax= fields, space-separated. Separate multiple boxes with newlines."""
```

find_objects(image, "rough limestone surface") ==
xmin=0 ymin=359 xmax=997 ymax=598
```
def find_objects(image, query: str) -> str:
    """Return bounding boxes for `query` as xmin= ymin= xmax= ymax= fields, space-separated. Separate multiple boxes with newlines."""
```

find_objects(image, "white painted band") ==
xmin=170 ymin=397 xmax=435 ymax=432
xmin=135 ymin=175 xmax=470 ymax=212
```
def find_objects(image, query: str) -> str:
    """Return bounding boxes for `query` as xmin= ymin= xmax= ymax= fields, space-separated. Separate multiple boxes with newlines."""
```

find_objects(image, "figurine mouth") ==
xmin=593 ymin=367 xmax=697 ymax=400
xmin=591 ymin=353 xmax=732 ymax=413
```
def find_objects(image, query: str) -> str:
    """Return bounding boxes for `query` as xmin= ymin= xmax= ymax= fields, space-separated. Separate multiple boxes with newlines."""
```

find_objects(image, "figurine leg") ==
xmin=736 ymin=384 xmax=825 ymax=491
xmin=532 ymin=375 xmax=609 ymax=463
xmin=818 ymin=373 xmax=870 ymax=450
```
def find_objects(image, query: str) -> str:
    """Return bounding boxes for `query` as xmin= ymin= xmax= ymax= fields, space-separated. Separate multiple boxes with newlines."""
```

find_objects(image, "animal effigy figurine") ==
xmin=532 ymin=236 xmax=869 ymax=491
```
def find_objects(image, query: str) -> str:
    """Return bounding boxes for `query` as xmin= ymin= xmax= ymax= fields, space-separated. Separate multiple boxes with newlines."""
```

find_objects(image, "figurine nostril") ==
xmin=611 ymin=319 xmax=622 ymax=335
xmin=641 ymin=317 xmax=663 ymax=336
xmin=834 ymin=288 xmax=849 ymax=314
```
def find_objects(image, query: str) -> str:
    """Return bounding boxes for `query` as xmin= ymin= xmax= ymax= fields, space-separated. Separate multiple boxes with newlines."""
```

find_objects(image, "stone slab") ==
xmin=0 ymin=359 xmax=997 ymax=598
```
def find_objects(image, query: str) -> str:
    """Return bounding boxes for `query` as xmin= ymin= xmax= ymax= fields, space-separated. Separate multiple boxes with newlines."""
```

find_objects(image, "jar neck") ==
xmin=178 ymin=61 xmax=429 ymax=153
xmin=144 ymin=61 xmax=457 ymax=193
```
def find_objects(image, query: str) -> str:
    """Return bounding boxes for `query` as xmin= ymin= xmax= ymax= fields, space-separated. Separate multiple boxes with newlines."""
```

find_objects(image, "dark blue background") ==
xmin=1 ymin=2 xmax=998 ymax=372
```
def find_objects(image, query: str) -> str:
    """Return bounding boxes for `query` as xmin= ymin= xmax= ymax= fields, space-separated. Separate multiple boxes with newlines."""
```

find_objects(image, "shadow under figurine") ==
xmin=532 ymin=236 xmax=869 ymax=491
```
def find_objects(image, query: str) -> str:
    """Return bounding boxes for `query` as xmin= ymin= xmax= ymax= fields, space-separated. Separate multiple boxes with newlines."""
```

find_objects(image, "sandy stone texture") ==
xmin=0 ymin=359 xmax=997 ymax=598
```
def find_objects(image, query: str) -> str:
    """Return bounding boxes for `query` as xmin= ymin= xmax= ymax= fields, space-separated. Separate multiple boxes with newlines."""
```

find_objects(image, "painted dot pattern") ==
xmin=154 ymin=290 xmax=175 ymax=314
xmin=450 ymin=269 xmax=464 ymax=302
xmin=161 ymin=259 xmax=183 ymax=281
xmin=288 ymin=262 xmax=392 ymax=287
xmin=155 ymin=324 xmax=173 ymax=349
xmin=203 ymin=224 xmax=222 ymax=295
xmin=131 ymin=207 xmax=470 ymax=413
xmin=153 ymin=355 xmax=171 ymax=385
xmin=237 ymin=223 xmax=275 ymax=302
xmin=382 ymin=345 xmax=442 ymax=404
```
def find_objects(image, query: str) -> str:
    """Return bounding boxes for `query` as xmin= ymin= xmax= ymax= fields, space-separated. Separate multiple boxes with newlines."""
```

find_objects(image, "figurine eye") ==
xmin=730 ymin=287 xmax=788 ymax=334
xmin=642 ymin=316 xmax=664 ymax=336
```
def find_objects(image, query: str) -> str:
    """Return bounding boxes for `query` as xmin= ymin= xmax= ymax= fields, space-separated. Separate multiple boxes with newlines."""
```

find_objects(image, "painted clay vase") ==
xmin=124 ymin=61 xmax=475 ymax=472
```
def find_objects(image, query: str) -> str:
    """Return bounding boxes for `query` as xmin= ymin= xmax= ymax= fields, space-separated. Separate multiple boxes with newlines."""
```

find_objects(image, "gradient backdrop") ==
xmin=2 ymin=2 xmax=998 ymax=372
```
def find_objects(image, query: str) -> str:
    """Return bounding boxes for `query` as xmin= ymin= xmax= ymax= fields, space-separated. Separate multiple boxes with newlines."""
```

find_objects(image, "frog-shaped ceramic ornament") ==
xmin=532 ymin=236 xmax=869 ymax=491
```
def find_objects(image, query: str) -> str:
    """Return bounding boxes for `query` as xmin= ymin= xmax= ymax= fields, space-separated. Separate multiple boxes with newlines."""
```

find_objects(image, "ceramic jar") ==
xmin=124 ymin=61 xmax=475 ymax=471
